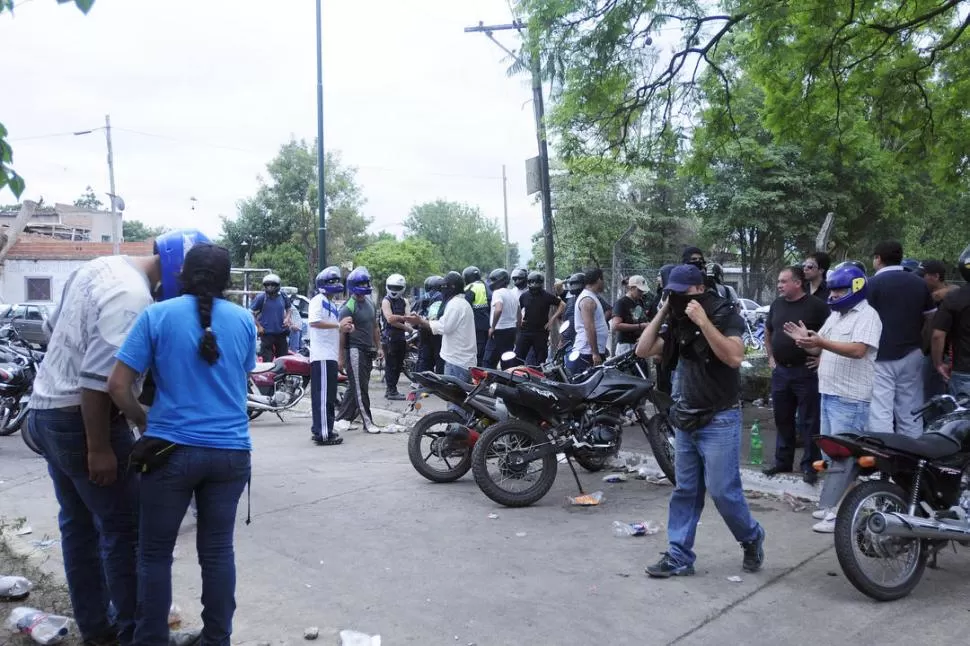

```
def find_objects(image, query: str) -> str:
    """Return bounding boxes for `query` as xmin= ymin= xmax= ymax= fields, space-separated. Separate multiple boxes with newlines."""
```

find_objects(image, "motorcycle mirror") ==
xmin=559 ymin=320 xmax=571 ymax=334
xmin=568 ymin=349 xmax=581 ymax=363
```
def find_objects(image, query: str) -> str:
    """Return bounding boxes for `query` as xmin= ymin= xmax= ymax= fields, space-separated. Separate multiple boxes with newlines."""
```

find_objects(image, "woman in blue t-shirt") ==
xmin=108 ymin=243 xmax=256 ymax=646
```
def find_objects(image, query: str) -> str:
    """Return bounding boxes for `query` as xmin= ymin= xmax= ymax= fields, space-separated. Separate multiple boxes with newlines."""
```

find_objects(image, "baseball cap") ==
xmin=666 ymin=265 xmax=705 ymax=293
xmin=627 ymin=275 xmax=648 ymax=291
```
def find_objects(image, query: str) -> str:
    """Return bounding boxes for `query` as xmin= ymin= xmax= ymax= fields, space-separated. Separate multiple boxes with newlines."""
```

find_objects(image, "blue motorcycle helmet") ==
xmin=316 ymin=266 xmax=344 ymax=295
xmin=346 ymin=266 xmax=372 ymax=295
xmin=827 ymin=264 xmax=868 ymax=312
xmin=154 ymin=229 xmax=211 ymax=301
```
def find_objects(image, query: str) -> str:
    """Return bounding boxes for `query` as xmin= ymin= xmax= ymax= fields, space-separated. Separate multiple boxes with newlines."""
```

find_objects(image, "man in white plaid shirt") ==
xmin=784 ymin=261 xmax=881 ymax=533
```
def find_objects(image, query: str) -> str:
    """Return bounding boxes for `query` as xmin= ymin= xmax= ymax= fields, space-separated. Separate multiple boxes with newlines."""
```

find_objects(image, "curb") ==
xmin=615 ymin=450 xmax=821 ymax=503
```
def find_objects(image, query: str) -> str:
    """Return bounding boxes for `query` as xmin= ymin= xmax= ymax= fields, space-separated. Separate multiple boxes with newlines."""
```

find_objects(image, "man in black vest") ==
xmin=381 ymin=273 xmax=410 ymax=400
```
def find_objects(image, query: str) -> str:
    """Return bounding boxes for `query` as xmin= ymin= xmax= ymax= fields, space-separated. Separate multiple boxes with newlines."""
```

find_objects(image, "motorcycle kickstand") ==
xmin=564 ymin=454 xmax=586 ymax=495
xmin=275 ymin=411 xmax=285 ymax=423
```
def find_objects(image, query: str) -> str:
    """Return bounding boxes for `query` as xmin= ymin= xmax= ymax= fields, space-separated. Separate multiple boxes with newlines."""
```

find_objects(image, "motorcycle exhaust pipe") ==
xmin=867 ymin=511 xmax=970 ymax=541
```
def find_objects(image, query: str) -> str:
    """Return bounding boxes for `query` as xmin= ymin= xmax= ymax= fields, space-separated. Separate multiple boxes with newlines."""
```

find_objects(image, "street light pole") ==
xmin=502 ymin=164 xmax=510 ymax=269
xmin=465 ymin=20 xmax=555 ymax=289
xmin=315 ymin=0 xmax=327 ymax=271
xmin=104 ymin=114 xmax=120 ymax=255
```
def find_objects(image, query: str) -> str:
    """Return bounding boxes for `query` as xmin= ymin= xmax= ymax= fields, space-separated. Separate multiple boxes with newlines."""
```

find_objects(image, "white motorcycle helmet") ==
xmin=262 ymin=273 xmax=282 ymax=294
xmin=385 ymin=273 xmax=406 ymax=299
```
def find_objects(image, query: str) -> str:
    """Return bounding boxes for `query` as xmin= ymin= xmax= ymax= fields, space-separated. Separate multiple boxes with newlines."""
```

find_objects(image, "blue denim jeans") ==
xmin=443 ymin=362 xmax=471 ymax=413
xmin=135 ymin=445 xmax=251 ymax=646
xmin=949 ymin=371 xmax=970 ymax=399
xmin=666 ymin=407 xmax=761 ymax=567
xmin=819 ymin=393 xmax=870 ymax=461
xmin=28 ymin=408 xmax=139 ymax=645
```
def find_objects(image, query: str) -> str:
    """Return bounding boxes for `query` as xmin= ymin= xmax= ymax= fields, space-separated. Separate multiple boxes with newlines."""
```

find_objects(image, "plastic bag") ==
xmin=339 ymin=629 xmax=381 ymax=646
xmin=0 ymin=576 xmax=32 ymax=600
xmin=5 ymin=607 xmax=71 ymax=645
xmin=565 ymin=491 xmax=604 ymax=506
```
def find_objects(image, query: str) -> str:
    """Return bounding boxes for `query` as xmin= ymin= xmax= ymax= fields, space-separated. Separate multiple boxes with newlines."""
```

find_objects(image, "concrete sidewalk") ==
xmin=3 ymin=408 xmax=969 ymax=645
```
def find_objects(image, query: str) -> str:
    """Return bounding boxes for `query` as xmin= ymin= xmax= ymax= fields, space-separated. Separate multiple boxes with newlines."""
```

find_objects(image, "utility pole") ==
xmin=465 ymin=20 xmax=555 ymax=289
xmin=315 ymin=0 xmax=327 ymax=270
xmin=502 ymin=164 xmax=510 ymax=268
xmin=104 ymin=114 xmax=119 ymax=255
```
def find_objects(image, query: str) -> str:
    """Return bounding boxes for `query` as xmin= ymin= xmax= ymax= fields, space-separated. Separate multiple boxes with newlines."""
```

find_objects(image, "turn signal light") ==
xmin=813 ymin=460 xmax=827 ymax=472
xmin=858 ymin=456 xmax=877 ymax=468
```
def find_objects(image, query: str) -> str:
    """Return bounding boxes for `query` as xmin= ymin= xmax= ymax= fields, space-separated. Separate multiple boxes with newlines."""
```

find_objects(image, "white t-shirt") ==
xmin=34 ymin=255 xmax=153 ymax=409
xmin=308 ymin=293 xmax=339 ymax=362
xmin=491 ymin=287 xmax=519 ymax=330
xmin=430 ymin=296 xmax=478 ymax=369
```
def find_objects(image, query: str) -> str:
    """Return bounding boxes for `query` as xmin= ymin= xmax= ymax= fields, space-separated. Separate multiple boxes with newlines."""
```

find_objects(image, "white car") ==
xmin=737 ymin=298 xmax=764 ymax=323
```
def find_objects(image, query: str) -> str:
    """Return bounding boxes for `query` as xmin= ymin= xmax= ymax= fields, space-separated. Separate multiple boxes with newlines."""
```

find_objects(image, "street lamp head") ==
xmin=106 ymin=193 xmax=125 ymax=212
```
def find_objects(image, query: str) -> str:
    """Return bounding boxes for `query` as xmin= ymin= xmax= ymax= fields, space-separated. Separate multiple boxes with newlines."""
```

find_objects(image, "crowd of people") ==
xmin=22 ymin=228 xmax=970 ymax=642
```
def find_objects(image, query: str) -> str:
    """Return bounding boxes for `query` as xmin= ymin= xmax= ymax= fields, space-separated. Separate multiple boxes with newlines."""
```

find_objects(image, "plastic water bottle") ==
xmin=750 ymin=420 xmax=763 ymax=465
xmin=0 ymin=576 xmax=32 ymax=600
xmin=612 ymin=520 xmax=661 ymax=537
xmin=5 ymin=607 xmax=71 ymax=644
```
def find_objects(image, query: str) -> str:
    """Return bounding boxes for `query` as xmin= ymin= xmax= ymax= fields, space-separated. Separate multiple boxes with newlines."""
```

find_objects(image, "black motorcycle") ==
xmin=0 ymin=326 xmax=43 ymax=437
xmin=817 ymin=394 xmax=970 ymax=601
xmin=470 ymin=351 xmax=674 ymax=507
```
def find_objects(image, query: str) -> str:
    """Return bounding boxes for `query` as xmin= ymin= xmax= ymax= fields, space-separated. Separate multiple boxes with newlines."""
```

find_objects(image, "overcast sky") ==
xmin=2 ymin=0 xmax=543 ymax=262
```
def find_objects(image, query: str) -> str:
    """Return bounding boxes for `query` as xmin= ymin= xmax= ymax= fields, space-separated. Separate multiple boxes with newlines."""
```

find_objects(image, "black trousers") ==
xmin=259 ymin=333 xmax=289 ymax=361
xmin=475 ymin=329 xmax=488 ymax=367
xmin=483 ymin=328 xmax=517 ymax=369
xmin=416 ymin=332 xmax=442 ymax=373
xmin=515 ymin=330 xmax=549 ymax=365
xmin=338 ymin=347 xmax=375 ymax=430
xmin=310 ymin=360 xmax=338 ymax=439
xmin=384 ymin=338 xmax=406 ymax=394
xmin=771 ymin=364 xmax=822 ymax=473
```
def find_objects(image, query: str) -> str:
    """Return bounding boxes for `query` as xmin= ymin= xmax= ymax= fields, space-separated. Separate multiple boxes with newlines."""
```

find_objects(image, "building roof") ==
xmin=4 ymin=237 xmax=155 ymax=261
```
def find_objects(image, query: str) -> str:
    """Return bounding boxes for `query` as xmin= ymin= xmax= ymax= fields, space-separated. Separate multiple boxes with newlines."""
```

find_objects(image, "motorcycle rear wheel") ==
xmin=472 ymin=420 xmax=558 ymax=507
xmin=645 ymin=413 xmax=677 ymax=485
xmin=0 ymin=403 xmax=19 ymax=436
xmin=407 ymin=410 xmax=471 ymax=483
xmin=834 ymin=479 xmax=927 ymax=601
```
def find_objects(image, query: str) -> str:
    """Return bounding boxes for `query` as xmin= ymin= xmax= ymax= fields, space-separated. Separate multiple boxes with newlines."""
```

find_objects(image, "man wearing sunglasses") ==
xmin=802 ymin=252 xmax=831 ymax=304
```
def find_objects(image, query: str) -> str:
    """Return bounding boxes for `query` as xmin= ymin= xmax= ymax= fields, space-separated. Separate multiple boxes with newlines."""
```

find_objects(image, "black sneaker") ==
xmin=385 ymin=392 xmax=406 ymax=401
xmin=802 ymin=470 xmax=818 ymax=485
xmin=314 ymin=432 xmax=343 ymax=446
xmin=741 ymin=526 xmax=766 ymax=573
xmin=761 ymin=465 xmax=788 ymax=477
xmin=645 ymin=553 xmax=695 ymax=578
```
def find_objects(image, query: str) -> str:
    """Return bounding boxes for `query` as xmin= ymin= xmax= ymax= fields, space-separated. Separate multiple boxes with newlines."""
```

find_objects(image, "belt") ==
xmin=776 ymin=361 xmax=809 ymax=369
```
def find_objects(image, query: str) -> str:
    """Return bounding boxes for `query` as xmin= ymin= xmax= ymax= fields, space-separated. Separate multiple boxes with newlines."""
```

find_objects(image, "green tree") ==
xmin=1 ymin=0 xmax=95 ymax=199
xmin=122 ymin=219 xmax=166 ymax=242
xmin=73 ymin=185 xmax=103 ymax=210
xmin=404 ymin=200 xmax=514 ymax=273
xmin=251 ymin=242 xmax=307 ymax=291
xmin=354 ymin=237 xmax=443 ymax=299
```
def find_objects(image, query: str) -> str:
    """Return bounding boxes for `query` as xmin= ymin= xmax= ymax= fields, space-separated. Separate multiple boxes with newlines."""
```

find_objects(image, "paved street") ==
xmin=2 ymin=399 xmax=970 ymax=645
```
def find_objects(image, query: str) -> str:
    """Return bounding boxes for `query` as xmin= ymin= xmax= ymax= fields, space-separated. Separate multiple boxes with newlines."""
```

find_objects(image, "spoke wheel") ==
xmin=645 ymin=413 xmax=676 ymax=485
xmin=407 ymin=410 xmax=473 ymax=483
xmin=834 ymin=479 xmax=927 ymax=601
xmin=471 ymin=420 xmax=558 ymax=507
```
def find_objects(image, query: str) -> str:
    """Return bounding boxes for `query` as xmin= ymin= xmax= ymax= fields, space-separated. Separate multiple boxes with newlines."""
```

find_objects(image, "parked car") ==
xmin=737 ymin=298 xmax=764 ymax=323
xmin=0 ymin=303 xmax=51 ymax=348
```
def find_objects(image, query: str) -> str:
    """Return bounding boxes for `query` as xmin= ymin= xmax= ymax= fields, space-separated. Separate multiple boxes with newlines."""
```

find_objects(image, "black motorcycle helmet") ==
xmin=441 ymin=271 xmax=465 ymax=299
xmin=527 ymin=271 xmax=544 ymax=292
xmin=424 ymin=275 xmax=444 ymax=292
xmin=566 ymin=272 xmax=585 ymax=296
xmin=511 ymin=267 xmax=528 ymax=289
xmin=487 ymin=268 xmax=510 ymax=290
xmin=959 ymin=245 xmax=970 ymax=283
xmin=462 ymin=266 xmax=482 ymax=285
xmin=706 ymin=262 xmax=724 ymax=284
xmin=834 ymin=259 xmax=868 ymax=275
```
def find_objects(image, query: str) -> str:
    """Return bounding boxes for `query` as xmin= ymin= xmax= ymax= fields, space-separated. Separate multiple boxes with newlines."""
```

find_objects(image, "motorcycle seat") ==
xmin=861 ymin=432 xmax=961 ymax=460
xmin=251 ymin=362 xmax=276 ymax=374
xmin=437 ymin=375 xmax=474 ymax=392
xmin=550 ymin=372 xmax=602 ymax=402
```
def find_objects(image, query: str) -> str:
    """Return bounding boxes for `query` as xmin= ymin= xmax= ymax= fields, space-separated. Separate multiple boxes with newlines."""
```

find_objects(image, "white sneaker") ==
xmin=365 ymin=425 xmax=382 ymax=434
xmin=812 ymin=507 xmax=830 ymax=520
xmin=812 ymin=511 xmax=837 ymax=533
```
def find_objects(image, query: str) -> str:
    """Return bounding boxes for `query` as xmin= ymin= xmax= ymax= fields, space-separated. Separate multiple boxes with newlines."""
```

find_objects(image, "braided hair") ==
xmin=178 ymin=244 xmax=231 ymax=365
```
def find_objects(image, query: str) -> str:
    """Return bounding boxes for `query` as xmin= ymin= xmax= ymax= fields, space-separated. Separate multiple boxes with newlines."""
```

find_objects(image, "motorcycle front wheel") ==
xmin=0 ymin=402 xmax=19 ymax=436
xmin=471 ymin=420 xmax=558 ymax=507
xmin=407 ymin=410 xmax=472 ymax=483
xmin=834 ymin=479 xmax=927 ymax=601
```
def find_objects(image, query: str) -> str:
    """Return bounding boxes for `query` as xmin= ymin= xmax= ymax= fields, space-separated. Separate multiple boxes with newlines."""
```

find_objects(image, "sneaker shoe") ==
xmin=314 ymin=432 xmax=343 ymax=445
xmin=169 ymin=629 xmax=203 ymax=646
xmin=385 ymin=392 xmax=406 ymax=401
xmin=365 ymin=425 xmax=383 ymax=434
xmin=802 ymin=470 xmax=819 ymax=486
xmin=812 ymin=511 xmax=837 ymax=534
xmin=811 ymin=507 xmax=831 ymax=520
xmin=334 ymin=420 xmax=353 ymax=432
xmin=645 ymin=553 xmax=695 ymax=578
xmin=761 ymin=465 xmax=788 ymax=477
xmin=741 ymin=526 xmax=766 ymax=572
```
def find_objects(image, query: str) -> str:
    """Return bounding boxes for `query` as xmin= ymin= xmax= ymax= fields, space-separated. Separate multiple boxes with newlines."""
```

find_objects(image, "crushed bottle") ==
xmin=612 ymin=520 xmax=661 ymax=537
xmin=168 ymin=603 xmax=182 ymax=629
xmin=5 ymin=607 xmax=71 ymax=644
xmin=565 ymin=490 xmax=604 ymax=506
xmin=0 ymin=576 xmax=32 ymax=601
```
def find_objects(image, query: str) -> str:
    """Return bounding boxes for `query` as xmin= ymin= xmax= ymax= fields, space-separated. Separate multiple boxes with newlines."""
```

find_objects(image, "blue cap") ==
xmin=667 ymin=264 xmax=705 ymax=293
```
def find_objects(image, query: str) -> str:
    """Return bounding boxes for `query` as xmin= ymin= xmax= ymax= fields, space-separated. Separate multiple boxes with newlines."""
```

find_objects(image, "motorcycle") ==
xmin=470 ymin=350 xmax=675 ymax=507
xmin=0 ymin=326 xmax=43 ymax=437
xmin=743 ymin=315 xmax=766 ymax=351
xmin=817 ymin=393 xmax=970 ymax=601
xmin=247 ymin=352 xmax=344 ymax=422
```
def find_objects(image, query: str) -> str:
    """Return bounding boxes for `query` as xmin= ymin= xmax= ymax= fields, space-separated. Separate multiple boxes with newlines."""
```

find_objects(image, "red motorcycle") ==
xmin=248 ymin=352 xmax=346 ymax=421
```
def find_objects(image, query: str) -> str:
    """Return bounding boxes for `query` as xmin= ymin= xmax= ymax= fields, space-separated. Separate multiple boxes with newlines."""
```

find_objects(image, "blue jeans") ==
xmin=288 ymin=328 xmax=303 ymax=353
xmin=819 ymin=393 xmax=870 ymax=461
xmin=28 ymin=409 xmax=139 ymax=645
xmin=443 ymin=362 xmax=471 ymax=413
xmin=666 ymin=408 xmax=761 ymax=567
xmin=949 ymin=371 xmax=970 ymax=399
xmin=136 ymin=445 xmax=251 ymax=646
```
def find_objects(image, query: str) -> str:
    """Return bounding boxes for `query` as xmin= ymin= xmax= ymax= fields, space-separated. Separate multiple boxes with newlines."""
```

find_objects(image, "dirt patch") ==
xmin=0 ymin=533 xmax=80 ymax=645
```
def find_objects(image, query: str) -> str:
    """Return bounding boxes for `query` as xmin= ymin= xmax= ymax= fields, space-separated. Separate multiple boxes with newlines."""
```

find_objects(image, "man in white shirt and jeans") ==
xmin=784 ymin=263 xmax=882 ymax=533
xmin=483 ymin=268 xmax=520 ymax=368
xmin=407 ymin=271 xmax=477 ymax=410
